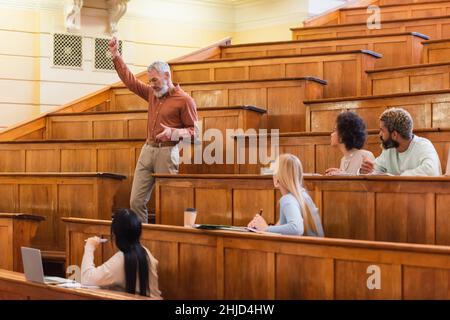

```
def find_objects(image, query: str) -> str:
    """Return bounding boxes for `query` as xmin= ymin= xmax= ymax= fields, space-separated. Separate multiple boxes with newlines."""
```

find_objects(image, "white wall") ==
xmin=0 ymin=0 xmax=343 ymax=128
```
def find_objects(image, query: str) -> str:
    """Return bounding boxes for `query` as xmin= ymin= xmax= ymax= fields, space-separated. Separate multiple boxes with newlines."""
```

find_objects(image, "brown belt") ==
xmin=146 ymin=140 xmax=178 ymax=148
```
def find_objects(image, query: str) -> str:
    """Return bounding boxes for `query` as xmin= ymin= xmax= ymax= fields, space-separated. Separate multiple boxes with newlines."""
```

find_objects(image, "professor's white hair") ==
xmin=147 ymin=61 xmax=171 ymax=76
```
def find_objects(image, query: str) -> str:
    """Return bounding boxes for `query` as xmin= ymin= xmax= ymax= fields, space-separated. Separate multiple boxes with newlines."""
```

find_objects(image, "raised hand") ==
xmin=108 ymin=36 xmax=120 ymax=58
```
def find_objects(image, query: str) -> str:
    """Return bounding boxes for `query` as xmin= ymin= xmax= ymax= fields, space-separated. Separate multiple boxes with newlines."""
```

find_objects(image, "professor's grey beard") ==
xmin=154 ymin=81 xmax=169 ymax=98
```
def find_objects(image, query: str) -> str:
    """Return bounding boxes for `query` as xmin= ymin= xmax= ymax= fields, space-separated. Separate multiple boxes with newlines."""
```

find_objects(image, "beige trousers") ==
xmin=130 ymin=143 xmax=179 ymax=223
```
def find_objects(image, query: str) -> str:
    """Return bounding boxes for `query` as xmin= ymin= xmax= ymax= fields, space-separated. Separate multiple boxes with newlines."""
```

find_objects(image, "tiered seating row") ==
xmin=304 ymin=89 xmax=450 ymax=131
xmin=170 ymin=50 xmax=380 ymax=98
xmin=220 ymin=32 xmax=426 ymax=69
xmin=65 ymin=217 xmax=450 ymax=299
xmin=367 ymin=62 xmax=450 ymax=95
xmin=154 ymin=174 xmax=450 ymax=246
xmin=292 ymin=15 xmax=450 ymax=41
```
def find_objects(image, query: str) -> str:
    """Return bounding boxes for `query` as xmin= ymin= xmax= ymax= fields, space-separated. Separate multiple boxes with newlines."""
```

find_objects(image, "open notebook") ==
xmin=193 ymin=224 xmax=267 ymax=234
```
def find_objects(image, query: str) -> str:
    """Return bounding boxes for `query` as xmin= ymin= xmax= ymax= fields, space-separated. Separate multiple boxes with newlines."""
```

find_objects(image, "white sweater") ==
xmin=81 ymin=243 xmax=162 ymax=299
xmin=374 ymin=135 xmax=442 ymax=176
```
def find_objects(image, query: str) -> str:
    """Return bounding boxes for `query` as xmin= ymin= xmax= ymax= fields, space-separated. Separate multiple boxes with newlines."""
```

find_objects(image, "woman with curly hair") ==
xmin=325 ymin=111 xmax=374 ymax=175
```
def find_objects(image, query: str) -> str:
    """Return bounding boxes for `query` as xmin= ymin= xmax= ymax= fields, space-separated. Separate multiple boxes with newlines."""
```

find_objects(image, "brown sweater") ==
xmin=113 ymin=55 xmax=198 ymax=142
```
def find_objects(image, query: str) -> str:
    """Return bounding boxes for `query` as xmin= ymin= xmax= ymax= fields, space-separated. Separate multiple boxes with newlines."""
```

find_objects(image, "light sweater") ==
xmin=266 ymin=192 xmax=325 ymax=237
xmin=374 ymin=135 xmax=442 ymax=176
xmin=339 ymin=149 xmax=375 ymax=175
xmin=81 ymin=243 xmax=162 ymax=299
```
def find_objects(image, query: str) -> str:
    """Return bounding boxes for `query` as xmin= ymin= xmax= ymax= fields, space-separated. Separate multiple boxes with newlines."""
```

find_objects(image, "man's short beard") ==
xmin=380 ymin=136 xmax=399 ymax=149
xmin=154 ymin=80 xmax=169 ymax=98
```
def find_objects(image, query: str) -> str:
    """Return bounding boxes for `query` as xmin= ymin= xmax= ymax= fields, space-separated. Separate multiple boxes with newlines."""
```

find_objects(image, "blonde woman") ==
xmin=248 ymin=154 xmax=324 ymax=237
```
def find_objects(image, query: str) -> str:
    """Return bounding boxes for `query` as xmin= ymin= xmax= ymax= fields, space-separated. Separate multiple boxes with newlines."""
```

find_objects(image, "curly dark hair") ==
xmin=336 ymin=111 xmax=368 ymax=150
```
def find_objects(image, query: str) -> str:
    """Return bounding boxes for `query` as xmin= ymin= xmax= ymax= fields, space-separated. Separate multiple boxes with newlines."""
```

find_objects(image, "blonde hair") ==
xmin=273 ymin=153 xmax=321 ymax=236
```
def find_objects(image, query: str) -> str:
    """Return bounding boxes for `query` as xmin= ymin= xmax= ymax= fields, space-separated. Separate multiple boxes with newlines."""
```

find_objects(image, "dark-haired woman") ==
xmin=325 ymin=111 xmax=375 ymax=175
xmin=81 ymin=209 xmax=162 ymax=298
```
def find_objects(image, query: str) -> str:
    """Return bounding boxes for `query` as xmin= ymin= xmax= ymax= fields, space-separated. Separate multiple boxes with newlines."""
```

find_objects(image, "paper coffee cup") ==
xmin=184 ymin=208 xmax=197 ymax=227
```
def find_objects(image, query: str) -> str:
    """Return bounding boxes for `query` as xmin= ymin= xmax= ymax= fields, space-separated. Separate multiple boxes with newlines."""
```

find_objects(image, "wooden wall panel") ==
xmin=436 ymin=194 xmax=450 ymax=245
xmin=334 ymin=261 xmax=401 ymax=299
xmin=375 ymin=193 xmax=430 ymax=244
xmin=322 ymin=191 xmax=373 ymax=240
xmin=0 ymin=150 xmax=24 ymax=172
xmin=179 ymin=243 xmax=217 ymax=299
xmin=195 ymin=189 xmax=232 ymax=225
xmin=224 ymin=248 xmax=273 ymax=299
xmin=276 ymin=254 xmax=333 ymax=299
xmin=403 ymin=266 xmax=450 ymax=299
xmin=19 ymin=184 xmax=54 ymax=250
xmin=233 ymin=189 xmax=275 ymax=226
xmin=158 ymin=186 xmax=194 ymax=226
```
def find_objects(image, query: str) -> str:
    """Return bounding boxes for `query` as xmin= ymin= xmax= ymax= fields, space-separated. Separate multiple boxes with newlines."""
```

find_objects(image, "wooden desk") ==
xmin=170 ymin=50 xmax=380 ymax=98
xmin=0 ymin=173 xmax=125 ymax=251
xmin=367 ymin=62 xmax=450 ymax=95
xmin=224 ymin=32 xmax=426 ymax=69
xmin=154 ymin=174 xmax=450 ymax=246
xmin=64 ymin=218 xmax=450 ymax=299
xmin=304 ymin=90 xmax=450 ymax=131
xmin=291 ymin=15 xmax=450 ymax=41
xmin=422 ymin=38 xmax=450 ymax=64
xmin=45 ymin=106 xmax=265 ymax=141
xmin=0 ymin=213 xmax=44 ymax=272
xmin=0 ymin=269 xmax=154 ymax=300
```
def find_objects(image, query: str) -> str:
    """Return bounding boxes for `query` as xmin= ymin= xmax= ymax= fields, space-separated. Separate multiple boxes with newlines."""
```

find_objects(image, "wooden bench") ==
xmin=367 ymin=62 xmax=450 ymax=95
xmin=304 ymin=89 xmax=450 ymax=131
xmin=88 ymin=78 xmax=325 ymax=133
xmin=302 ymin=0 xmax=443 ymax=27
xmin=170 ymin=51 xmax=381 ymax=98
xmin=64 ymin=217 xmax=450 ymax=299
xmin=181 ymin=128 xmax=450 ymax=174
xmin=222 ymin=33 xmax=426 ymax=69
xmin=0 ymin=213 xmax=44 ymax=272
xmin=338 ymin=1 xmax=450 ymax=24
xmin=0 ymin=173 xmax=125 ymax=252
xmin=2 ymin=128 xmax=447 ymax=177
xmin=291 ymin=15 xmax=450 ymax=41
xmin=0 ymin=269 xmax=154 ymax=300
xmin=154 ymin=174 xmax=450 ymax=246
xmin=422 ymin=38 xmax=450 ymax=63
xmin=45 ymin=106 xmax=265 ymax=140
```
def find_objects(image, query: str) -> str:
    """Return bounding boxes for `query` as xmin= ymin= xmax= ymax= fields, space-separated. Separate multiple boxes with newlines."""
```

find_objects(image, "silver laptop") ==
xmin=21 ymin=247 xmax=71 ymax=285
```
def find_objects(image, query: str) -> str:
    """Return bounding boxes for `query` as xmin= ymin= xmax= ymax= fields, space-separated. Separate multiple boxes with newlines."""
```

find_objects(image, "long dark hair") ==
xmin=111 ymin=209 xmax=150 ymax=296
